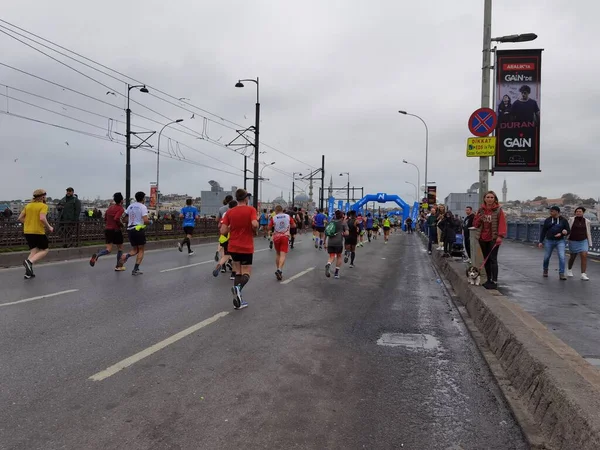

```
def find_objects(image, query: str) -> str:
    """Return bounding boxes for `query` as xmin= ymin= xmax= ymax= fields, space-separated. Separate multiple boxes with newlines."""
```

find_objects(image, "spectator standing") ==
xmin=474 ymin=191 xmax=507 ymax=289
xmin=538 ymin=206 xmax=570 ymax=280
xmin=426 ymin=206 xmax=438 ymax=255
xmin=463 ymin=206 xmax=475 ymax=260
xmin=567 ymin=206 xmax=592 ymax=281
xmin=57 ymin=187 xmax=81 ymax=247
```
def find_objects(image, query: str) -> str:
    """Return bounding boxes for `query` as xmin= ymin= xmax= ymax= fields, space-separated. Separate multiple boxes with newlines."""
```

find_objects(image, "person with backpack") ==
xmin=259 ymin=209 xmax=269 ymax=238
xmin=324 ymin=210 xmax=349 ymax=279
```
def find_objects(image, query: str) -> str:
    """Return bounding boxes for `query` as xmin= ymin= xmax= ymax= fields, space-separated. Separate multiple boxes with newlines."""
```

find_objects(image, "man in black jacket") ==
xmin=463 ymin=206 xmax=475 ymax=259
xmin=538 ymin=206 xmax=570 ymax=280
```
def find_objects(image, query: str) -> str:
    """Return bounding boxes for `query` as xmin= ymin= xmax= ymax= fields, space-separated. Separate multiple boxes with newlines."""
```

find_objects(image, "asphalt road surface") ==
xmin=0 ymin=232 xmax=527 ymax=450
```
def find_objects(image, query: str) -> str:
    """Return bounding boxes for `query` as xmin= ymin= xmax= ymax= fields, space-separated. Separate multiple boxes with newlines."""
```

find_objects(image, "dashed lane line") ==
xmin=159 ymin=248 xmax=270 ymax=273
xmin=0 ymin=289 xmax=79 ymax=307
xmin=89 ymin=311 xmax=229 ymax=381
xmin=281 ymin=267 xmax=315 ymax=285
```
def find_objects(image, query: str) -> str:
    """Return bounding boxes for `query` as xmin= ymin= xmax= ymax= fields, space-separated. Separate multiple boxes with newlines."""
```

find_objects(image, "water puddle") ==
xmin=377 ymin=333 xmax=440 ymax=350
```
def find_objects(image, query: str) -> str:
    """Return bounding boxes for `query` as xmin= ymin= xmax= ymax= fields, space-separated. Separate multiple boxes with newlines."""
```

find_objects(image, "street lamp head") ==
xmin=139 ymin=86 xmax=149 ymax=93
xmin=398 ymin=110 xmax=407 ymax=115
xmin=175 ymin=119 xmax=184 ymax=123
xmin=235 ymin=81 xmax=244 ymax=88
xmin=402 ymin=159 xmax=408 ymax=163
xmin=493 ymin=33 xmax=538 ymax=43
xmin=269 ymin=161 xmax=276 ymax=165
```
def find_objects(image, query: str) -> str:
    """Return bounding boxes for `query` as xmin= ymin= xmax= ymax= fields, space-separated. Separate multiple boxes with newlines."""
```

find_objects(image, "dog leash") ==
xmin=478 ymin=242 xmax=500 ymax=270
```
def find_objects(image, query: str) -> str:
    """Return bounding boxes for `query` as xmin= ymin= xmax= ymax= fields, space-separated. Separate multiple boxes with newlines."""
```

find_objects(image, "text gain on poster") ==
xmin=494 ymin=49 xmax=543 ymax=172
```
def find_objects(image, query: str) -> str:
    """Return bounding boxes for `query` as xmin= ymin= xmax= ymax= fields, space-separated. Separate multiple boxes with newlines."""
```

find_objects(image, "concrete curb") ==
xmin=428 ymin=244 xmax=600 ymax=449
xmin=0 ymin=236 xmax=218 ymax=268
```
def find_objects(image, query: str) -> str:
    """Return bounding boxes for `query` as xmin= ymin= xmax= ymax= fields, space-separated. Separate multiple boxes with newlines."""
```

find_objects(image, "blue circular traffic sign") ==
xmin=468 ymin=108 xmax=497 ymax=137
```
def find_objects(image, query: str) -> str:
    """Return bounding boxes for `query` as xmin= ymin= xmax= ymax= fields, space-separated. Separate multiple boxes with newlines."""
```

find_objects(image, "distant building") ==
xmin=444 ymin=192 xmax=479 ymax=217
xmin=200 ymin=181 xmax=237 ymax=216
xmin=502 ymin=179 xmax=507 ymax=203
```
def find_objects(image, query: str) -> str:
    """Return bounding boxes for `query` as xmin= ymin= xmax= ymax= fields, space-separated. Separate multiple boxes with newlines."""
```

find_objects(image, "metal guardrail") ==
xmin=506 ymin=220 xmax=600 ymax=254
xmin=0 ymin=218 xmax=219 ymax=249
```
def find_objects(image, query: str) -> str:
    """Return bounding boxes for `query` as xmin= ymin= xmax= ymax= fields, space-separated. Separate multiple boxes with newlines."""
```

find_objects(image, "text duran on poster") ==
xmin=466 ymin=137 xmax=496 ymax=157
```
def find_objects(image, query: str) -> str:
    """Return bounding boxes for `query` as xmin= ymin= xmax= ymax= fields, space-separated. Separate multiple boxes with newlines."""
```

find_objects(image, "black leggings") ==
xmin=479 ymin=240 xmax=499 ymax=282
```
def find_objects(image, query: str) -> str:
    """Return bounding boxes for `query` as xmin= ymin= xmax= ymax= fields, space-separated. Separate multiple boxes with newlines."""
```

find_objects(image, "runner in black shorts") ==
xmin=119 ymin=191 xmax=150 ymax=275
xmin=90 ymin=192 xmax=126 ymax=271
xmin=344 ymin=210 xmax=359 ymax=268
xmin=289 ymin=208 xmax=298 ymax=249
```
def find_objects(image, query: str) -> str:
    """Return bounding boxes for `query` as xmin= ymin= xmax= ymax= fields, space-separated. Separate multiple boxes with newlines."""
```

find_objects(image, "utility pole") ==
xmin=320 ymin=155 xmax=325 ymax=211
xmin=243 ymin=156 xmax=247 ymax=190
xmin=479 ymin=0 xmax=492 ymax=206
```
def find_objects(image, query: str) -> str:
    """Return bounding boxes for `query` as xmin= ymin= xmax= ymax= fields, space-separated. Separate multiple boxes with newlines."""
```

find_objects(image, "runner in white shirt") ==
xmin=119 ymin=191 xmax=150 ymax=275
xmin=268 ymin=204 xmax=296 ymax=281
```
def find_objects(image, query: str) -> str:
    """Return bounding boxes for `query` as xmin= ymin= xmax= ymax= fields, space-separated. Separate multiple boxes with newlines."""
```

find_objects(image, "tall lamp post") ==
xmin=292 ymin=172 xmax=303 ymax=208
xmin=259 ymin=161 xmax=275 ymax=206
xmin=125 ymin=84 xmax=149 ymax=206
xmin=339 ymin=172 xmax=350 ymax=205
xmin=156 ymin=119 xmax=183 ymax=216
xmin=402 ymin=159 xmax=421 ymax=201
xmin=398 ymin=111 xmax=428 ymax=203
xmin=235 ymin=78 xmax=260 ymax=210
xmin=405 ymin=181 xmax=418 ymax=203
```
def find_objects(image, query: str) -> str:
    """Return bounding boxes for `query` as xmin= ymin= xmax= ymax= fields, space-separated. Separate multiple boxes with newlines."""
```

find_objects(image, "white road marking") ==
xmin=159 ymin=248 xmax=270 ymax=273
xmin=0 ymin=289 xmax=79 ymax=307
xmin=281 ymin=267 xmax=314 ymax=285
xmin=89 ymin=311 xmax=229 ymax=381
xmin=160 ymin=260 xmax=213 ymax=273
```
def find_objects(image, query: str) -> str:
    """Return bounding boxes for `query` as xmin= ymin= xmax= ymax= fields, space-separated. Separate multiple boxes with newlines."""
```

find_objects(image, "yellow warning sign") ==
xmin=466 ymin=137 xmax=496 ymax=157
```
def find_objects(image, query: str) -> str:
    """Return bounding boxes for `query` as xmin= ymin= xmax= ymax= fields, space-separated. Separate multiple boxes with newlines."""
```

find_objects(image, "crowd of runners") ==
xmin=18 ymin=188 xmax=403 ymax=310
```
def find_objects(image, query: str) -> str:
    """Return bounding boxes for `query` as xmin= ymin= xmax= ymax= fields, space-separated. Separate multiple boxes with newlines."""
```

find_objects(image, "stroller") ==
xmin=451 ymin=233 xmax=471 ymax=262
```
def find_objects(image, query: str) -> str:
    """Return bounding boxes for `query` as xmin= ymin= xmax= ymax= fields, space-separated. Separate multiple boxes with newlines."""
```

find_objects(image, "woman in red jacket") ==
xmin=473 ymin=190 xmax=507 ymax=289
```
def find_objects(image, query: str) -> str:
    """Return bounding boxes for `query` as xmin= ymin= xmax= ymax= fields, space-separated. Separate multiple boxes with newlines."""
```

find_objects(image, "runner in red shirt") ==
xmin=269 ymin=204 xmax=296 ymax=280
xmin=220 ymin=189 xmax=258 ymax=310
xmin=89 ymin=192 xmax=126 ymax=271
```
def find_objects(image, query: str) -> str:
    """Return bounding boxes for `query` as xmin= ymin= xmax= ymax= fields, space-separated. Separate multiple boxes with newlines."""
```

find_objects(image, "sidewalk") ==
xmin=497 ymin=240 xmax=600 ymax=367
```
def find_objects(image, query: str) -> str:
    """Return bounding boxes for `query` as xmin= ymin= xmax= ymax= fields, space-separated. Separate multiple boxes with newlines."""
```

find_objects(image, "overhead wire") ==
xmin=0 ymin=19 xmax=317 ymax=170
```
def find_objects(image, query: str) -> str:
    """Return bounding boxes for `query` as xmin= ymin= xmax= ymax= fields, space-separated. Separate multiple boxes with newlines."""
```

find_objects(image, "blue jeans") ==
xmin=543 ymin=239 xmax=566 ymax=274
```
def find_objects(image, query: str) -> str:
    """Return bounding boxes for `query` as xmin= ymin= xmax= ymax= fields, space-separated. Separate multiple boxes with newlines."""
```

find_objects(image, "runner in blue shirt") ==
xmin=365 ymin=213 xmax=374 ymax=242
xmin=259 ymin=209 xmax=269 ymax=238
xmin=178 ymin=198 xmax=198 ymax=255
xmin=313 ymin=208 xmax=328 ymax=250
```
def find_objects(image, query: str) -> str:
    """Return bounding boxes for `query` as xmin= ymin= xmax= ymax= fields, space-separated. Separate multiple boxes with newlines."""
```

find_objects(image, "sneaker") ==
xmin=482 ymin=280 xmax=494 ymax=289
xmin=23 ymin=259 xmax=33 ymax=278
xmin=275 ymin=270 xmax=283 ymax=281
xmin=269 ymin=241 xmax=273 ymax=250
xmin=238 ymin=300 xmax=249 ymax=310
xmin=221 ymin=266 xmax=227 ymax=273
xmin=178 ymin=243 xmax=183 ymax=252
xmin=89 ymin=253 xmax=98 ymax=267
xmin=319 ymin=246 xmax=323 ymax=250
xmin=188 ymin=251 xmax=195 ymax=256
xmin=543 ymin=269 xmax=548 ymax=278
xmin=213 ymin=265 xmax=222 ymax=277
xmin=225 ymin=261 xmax=233 ymax=272
xmin=232 ymin=286 xmax=243 ymax=309
xmin=349 ymin=264 xmax=354 ymax=268
xmin=114 ymin=266 xmax=126 ymax=271
xmin=325 ymin=263 xmax=331 ymax=278
xmin=214 ymin=251 xmax=220 ymax=262
xmin=334 ymin=272 xmax=340 ymax=279
xmin=428 ymin=251 xmax=432 ymax=255
xmin=581 ymin=273 xmax=590 ymax=281
xmin=132 ymin=269 xmax=143 ymax=276
xmin=230 ymin=273 xmax=236 ymax=281
xmin=559 ymin=273 xmax=567 ymax=281
xmin=344 ymin=254 xmax=349 ymax=264
xmin=567 ymin=269 xmax=574 ymax=277
xmin=314 ymin=242 xmax=318 ymax=249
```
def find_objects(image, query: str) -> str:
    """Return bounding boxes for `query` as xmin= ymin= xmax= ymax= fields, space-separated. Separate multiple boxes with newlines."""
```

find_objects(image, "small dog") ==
xmin=466 ymin=266 xmax=481 ymax=286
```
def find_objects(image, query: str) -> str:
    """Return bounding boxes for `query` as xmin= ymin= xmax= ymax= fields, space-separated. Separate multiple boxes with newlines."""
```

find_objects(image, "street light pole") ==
xmin=479 ymin=0 xmax=493 ymax=206
xmin=339 ymin=172 xmax=350 ymax=206
xmin=125 ymin=84 xmax=149 ymax=206
xmin=259 ymin=161 xmax=275 ymax=206
xmin=405 ymin=181 xmax=418 ymax=203
xmin=402 ymin=159 xmax=420 ymax=201
xmin=236 ymin=78 xmax=260 ymax=210
xmin=398 ymin=111 xmax=429 ymax=202
xmin=156 ymin=119 xmax=183 ymax=217
xmin=292 ymin=172 xmax=303 ymax=208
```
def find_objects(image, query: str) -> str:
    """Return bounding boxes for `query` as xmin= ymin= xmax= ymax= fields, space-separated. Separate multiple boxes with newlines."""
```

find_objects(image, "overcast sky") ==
xmin=0 ymin=1 xmax=597 ymax=205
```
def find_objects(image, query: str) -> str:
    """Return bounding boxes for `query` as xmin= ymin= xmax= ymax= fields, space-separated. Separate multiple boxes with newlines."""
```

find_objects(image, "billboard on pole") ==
xmin=494 ymin=49 xmax=543 ymax=172
xmin=150 ymin=185 xmax=157 ymax=208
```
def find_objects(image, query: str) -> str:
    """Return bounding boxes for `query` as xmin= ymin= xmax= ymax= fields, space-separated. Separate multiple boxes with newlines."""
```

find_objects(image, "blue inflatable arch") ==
xmin=352 ymin=193 xmax=411 ymax=229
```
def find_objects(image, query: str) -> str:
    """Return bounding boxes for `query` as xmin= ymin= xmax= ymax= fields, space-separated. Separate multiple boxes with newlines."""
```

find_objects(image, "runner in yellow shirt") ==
xmin=18 ymin=189 xmax=54 ymax=279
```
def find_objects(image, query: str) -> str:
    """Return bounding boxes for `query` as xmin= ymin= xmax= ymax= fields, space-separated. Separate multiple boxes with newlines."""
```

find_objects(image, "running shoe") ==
xmin=269 ymin=240 xmax=273 ymax=250
xmin=232 ymin=286 xmax=243 ymax=309
xmin=226 ymin=261 xmax=233 ymax=271
xmin=213 ymin=265 xmax=222 ymax=277
xmin=319 ymin=245 xmax=323 ymax=250
xmin=89 ymin=253 xmax=98 ymax=267
xmin=238 ymin=300 xmax=249 ymax=309
xmin=230 ymin=273 xmax=236 ymax=281
xmin=275 ymin=270 xmax=283 ymax=281
xmin=23 ymin=259 xmax=33 ymax=278
xmin=349 ymin=264 xmax=354 ymax=268
xmin=214 ymin=251 xmax=220 ymax=262
xmin=132 ymin=269 xmax=143 ymax=276
xmin=344 ymin=253 xmax=349 ymax=264
xmin=325 ymin=263 xmax=331 ymax=278
xmin=188 ymin=251 xmax=195 ymax=256
xmin=334 ymin=271 xmax=340 ymax=279
xmin=221 ymin=266 xmax=227 ymax=273
xmin=114 ymin=266 xmax=126 ymax=271
xmin=178 ymin=243 xmax=183 ymax=252
xmin=315 ymin=241 xmax=318 ymax=249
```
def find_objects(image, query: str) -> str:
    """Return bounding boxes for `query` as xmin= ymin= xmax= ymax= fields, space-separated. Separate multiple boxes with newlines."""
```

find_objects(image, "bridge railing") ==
xmin=0 ymin=218 xmax=219 ymax=249
xmin=506 ymin=220 xmax=600 ymax=255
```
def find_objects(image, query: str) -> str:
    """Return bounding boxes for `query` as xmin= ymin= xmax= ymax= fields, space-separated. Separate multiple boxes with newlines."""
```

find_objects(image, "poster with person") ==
xmin=494 ymin=49 xmax=543 ymax=172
